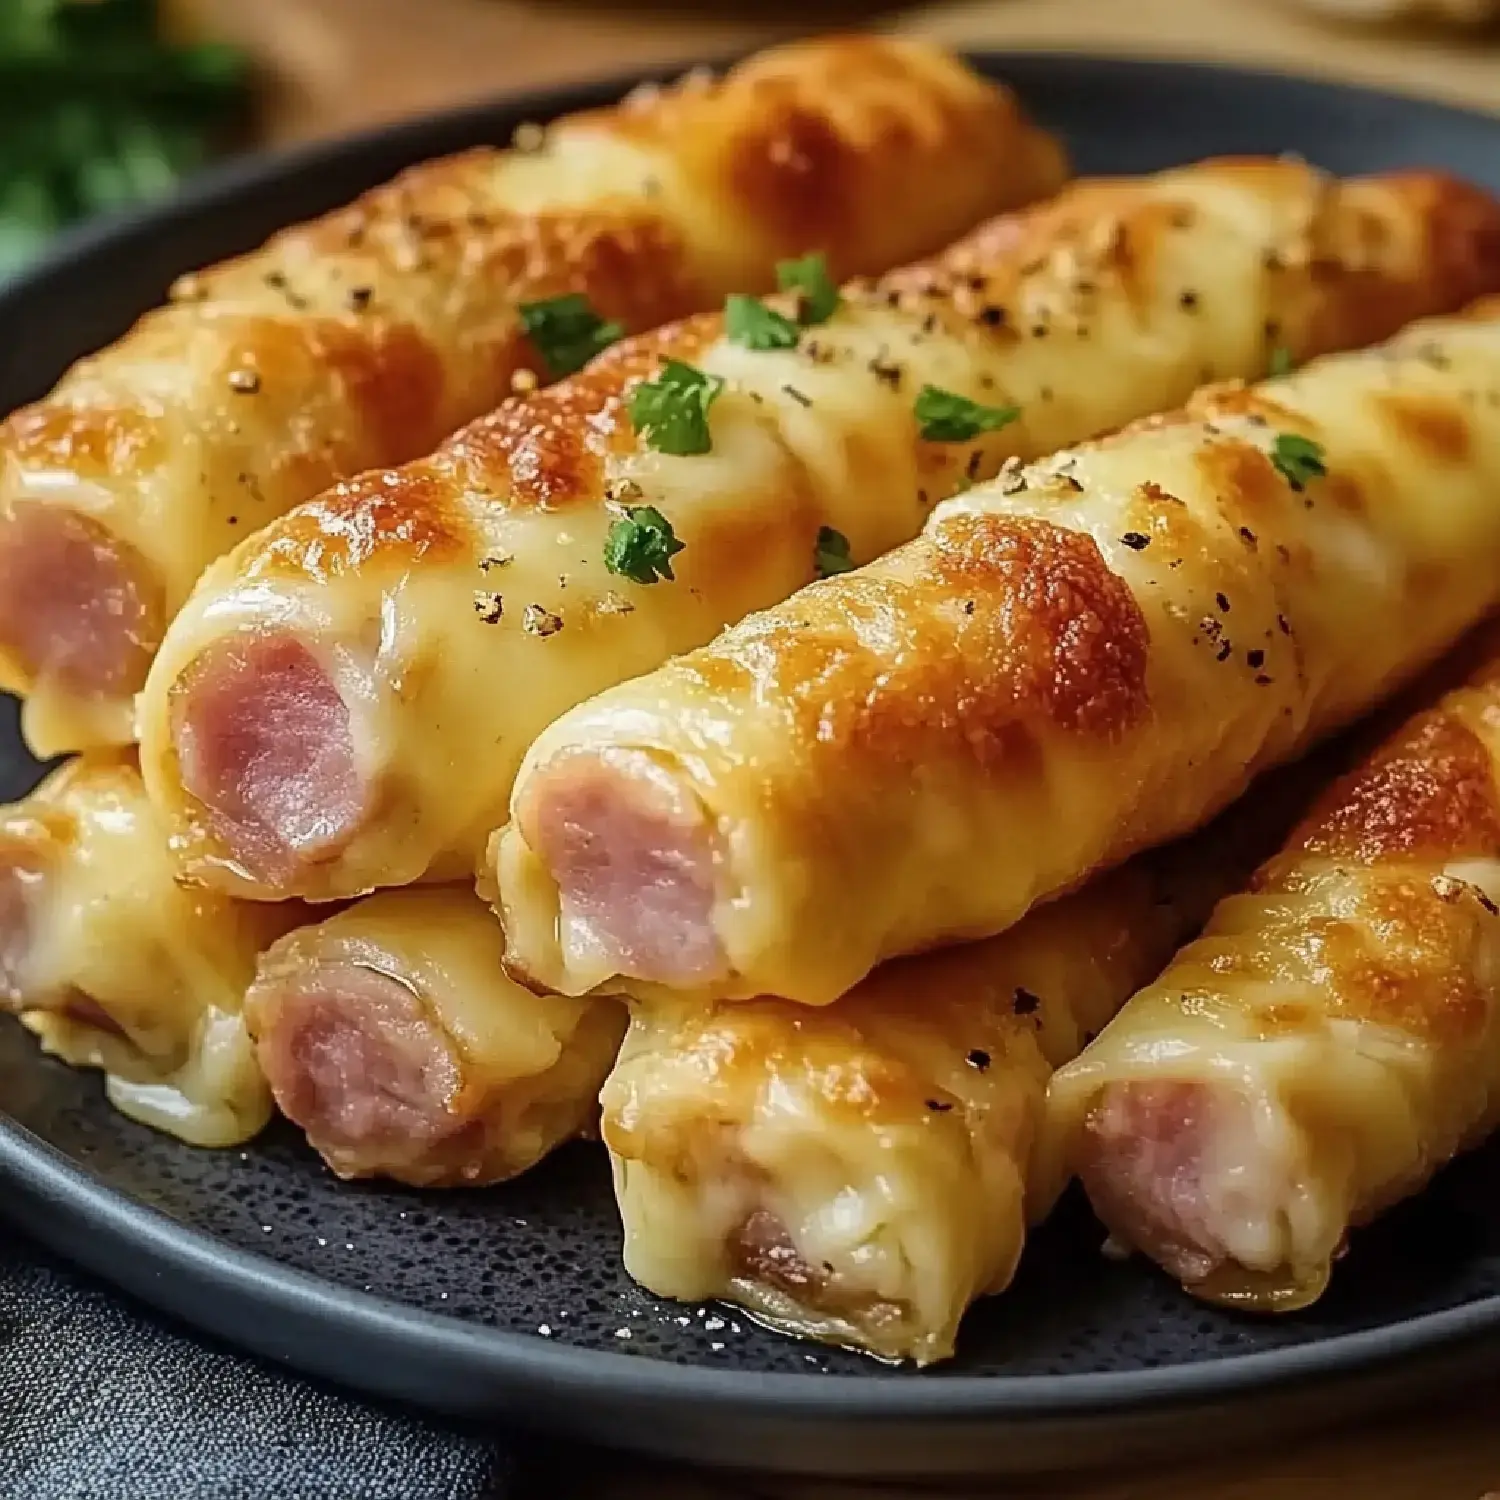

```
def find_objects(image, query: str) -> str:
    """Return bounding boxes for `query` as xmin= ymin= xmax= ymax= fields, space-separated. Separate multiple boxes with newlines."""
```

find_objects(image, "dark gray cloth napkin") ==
xmin=0 ymin=1225 xmax=514 ymax=1500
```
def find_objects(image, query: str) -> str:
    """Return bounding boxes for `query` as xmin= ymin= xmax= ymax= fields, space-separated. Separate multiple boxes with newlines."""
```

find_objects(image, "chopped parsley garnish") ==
xmin=0 ymin=0 xmax=249 ymax=280
xmin=814 ymin=526 xmax=855 ymax=578
xmin=627 ymin=359 xmax=724 ymax=456
xmin=915 ymin=385 xmax=1020 ymax=443
xmin=604 ymin=505 xmax=686 ymax=584
xmin=518 ymin=293 xmax=623 ymax=378
xmin=1268 ymin=345 xmax=1296 ymax=378
xmin=725 ymin=293 xmax=800 ymax=351
xmin=1270 ymin=432 xmax=1327 ymax=492
xmin=777 ymin=252 xmax=840 ymax=326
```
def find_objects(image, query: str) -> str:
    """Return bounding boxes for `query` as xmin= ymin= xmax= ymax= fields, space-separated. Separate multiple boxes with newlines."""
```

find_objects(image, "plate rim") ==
xmin=5 ymin=1105 xmax=1500 ymax=1422
xmin=21 ymin=45 xmax=1500 ymax=309
xmin=5 ymin=44 xmax=1500 ymax=1462
xmin=8 ymin=1110 xmax=1500 ymax=1422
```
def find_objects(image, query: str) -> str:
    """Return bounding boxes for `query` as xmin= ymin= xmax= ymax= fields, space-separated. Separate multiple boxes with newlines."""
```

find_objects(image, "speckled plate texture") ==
xmin=4 ymin=56 xmax=1500 ymax=1483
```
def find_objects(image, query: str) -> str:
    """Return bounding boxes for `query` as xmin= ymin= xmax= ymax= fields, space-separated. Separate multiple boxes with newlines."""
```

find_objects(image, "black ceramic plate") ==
xmin=3 ymin=54 xmax=1500 ymax=1484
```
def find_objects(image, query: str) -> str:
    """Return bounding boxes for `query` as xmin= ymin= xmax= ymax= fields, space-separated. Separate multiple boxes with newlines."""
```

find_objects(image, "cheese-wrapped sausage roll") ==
xmin=499 ymin=301 xmax=1500 ymax=1007
xmin=142 ymin=163 xmax=1500 ymax=903
xmin=0 ymin=36 xmax=1056 ymax=758
xmin=604 ymin=829 xmax=1268 ymax=1363
xmin=602 ymin=752 xmax=1317 ymax=1364
xmin=1044 ymin=647 xmax=1500 ymax=1311
xmin=244 ymin=887 xmax=625 ymax=1187
xmin=0 ymin=756 xmax=299 ymax=1146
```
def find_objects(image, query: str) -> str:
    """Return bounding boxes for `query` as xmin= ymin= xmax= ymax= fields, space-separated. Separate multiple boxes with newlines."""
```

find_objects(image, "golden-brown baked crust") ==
xmin=603 ymin=777 xmax=1304 ymax=1363
xmin=1 ymin=35 xmax=1058 ymax=756
xmin=496 ymin=302 xmax=1500 ymax=1006
xmin=1047 ymin=644 xmax=1500 ymax=1309
xmin=141 ymin=161 xmax=1500 ymax=903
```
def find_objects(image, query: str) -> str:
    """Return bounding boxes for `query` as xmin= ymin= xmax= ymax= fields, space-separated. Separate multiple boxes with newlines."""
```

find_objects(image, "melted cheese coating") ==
xmin=3 ymin=35 xmax=1059 ymax=757
xmin=603 ymin=804 xmax=1283 ymax=1363
xmin=244 ymin=887 xmax=625 ymax=1186
xmin=1045 ymin=647 xmax=1500 ymax=1308
xmin=141 ymin=162 xmax=1500 ymax=901
xmin=500 ymin=301 xmax=1500 ymax=1006
xmin=0 ymin=757 xmax=298 ymax=1146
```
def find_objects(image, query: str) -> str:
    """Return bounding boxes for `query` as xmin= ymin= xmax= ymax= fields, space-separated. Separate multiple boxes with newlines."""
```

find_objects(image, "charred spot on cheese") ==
xmin=726 ymin=99 xmax=859 ymax=261
xmin=1373 ymin=389 xmax=1473 ymax=465
xmin=244 ymin=469 xmax=471 ymax=583
xmin=922 ymin=513 xmax=1151 ymax=741
xmin=1295 ymin=707 xmax=1500 ymax=866
xmin=473 ymin=591 xmax=504 ymax=624
xmin=1302 ymin=877 xmax=1491 ymax=1046
xmin=1193 ymin=439 xmax=1285 ymax=513
xmin=966 ymin=1048 xmax=991 ymax=1071
xmin=466 ymin=315 xmax=721 ymax=509
xmin=462 ymin=386 xmax=613 ymax=512
xmin=1013 ymin=987 xmax=1041 ymax=1015
xmin=2 ymin=398 xmax=165 ymax=479
xmin=318 ymin=317 xmax=448 ymax=467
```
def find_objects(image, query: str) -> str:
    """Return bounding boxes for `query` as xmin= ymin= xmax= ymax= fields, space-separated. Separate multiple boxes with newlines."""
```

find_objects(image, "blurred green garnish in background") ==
xmin=0 ymin=0 xmax=248 ymax=276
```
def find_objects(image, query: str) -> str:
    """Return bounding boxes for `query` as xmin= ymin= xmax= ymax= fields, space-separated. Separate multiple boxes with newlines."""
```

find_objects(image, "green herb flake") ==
xmin=814 ymin=526 xmax=855 ymax=579
xmin=914 ymin=385 xmax=1021 ymax=443
xmin=0 ymin=0 xmax=250 ymax=280
xmin=1270 ymin=432 xmax=1327 ymax=492
xmin=777 ymin=252 xmax=840 ymax=326
xmin=518 ymin=293 xmax=623 ymax=378
xmin=604 ymin=505 xmax=686 ymax=584
xmin=627 ymin=359 xmax=725 ymax=456
xmin=1268 ymin=346 xmax=1296 ymax=378
xmin=724 ymin=292 xmax=800 ymax=351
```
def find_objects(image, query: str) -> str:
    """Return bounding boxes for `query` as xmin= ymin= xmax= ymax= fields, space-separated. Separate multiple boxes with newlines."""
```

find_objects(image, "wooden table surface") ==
xmin=189 ymin=2 xmax=1500 ymax=1495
